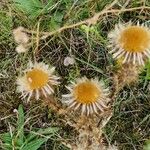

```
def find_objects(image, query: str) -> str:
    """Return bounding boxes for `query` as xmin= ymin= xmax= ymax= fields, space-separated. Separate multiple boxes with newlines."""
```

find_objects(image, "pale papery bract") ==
xmin=15 ymin=44 xmax=28 ymax=53
xmin=63 ymin=56 xmax=75 ymax=66
xmin=13 ymin=26 xmax=29 ymax=44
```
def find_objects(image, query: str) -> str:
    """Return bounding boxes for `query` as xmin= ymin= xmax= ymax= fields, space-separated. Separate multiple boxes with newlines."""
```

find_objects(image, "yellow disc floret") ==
xmin=26 ymin=69 xmax=49 ymax=90
xmin=73 ymin=81 xmax=100 ymax=104
xmin=119 ymin=26 xmax=150 ymax=52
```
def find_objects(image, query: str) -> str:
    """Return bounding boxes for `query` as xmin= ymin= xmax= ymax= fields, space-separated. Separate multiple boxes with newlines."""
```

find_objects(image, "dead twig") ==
xmin=24 ymin=4 xmax=150 ymax=39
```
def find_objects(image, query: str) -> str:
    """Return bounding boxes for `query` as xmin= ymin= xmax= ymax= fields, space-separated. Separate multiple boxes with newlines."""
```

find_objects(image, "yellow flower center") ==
xmin=73 ymin=81 xmax=100 ymax=104
xmin=119 ymin=26 xmax=150 ymax=52
xmin=26 ymin=68 xmax=49 ymax=90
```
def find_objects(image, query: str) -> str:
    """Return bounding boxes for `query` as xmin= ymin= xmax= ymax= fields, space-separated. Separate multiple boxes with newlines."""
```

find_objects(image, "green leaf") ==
xmin=54 ymin=12 xmax=64 ymax=23
xmin=17 ymin=104 xmax=25 ymax=145
xmin=21 ymin=138 xmax=47 ymax=150
xmin=1 ymin=143 xmax=13 ymax=150
xmin=26 ymin=127 xmax=59 ymax=143
xmin=13 ymin=0 xmax=59 ymax=19
xmin=49 ymin=17 xmax=60 ymax=30
xmin=81 ymin=25 xmax=90 ymax=33
xmin=0 ymin=132 xmax=13 ymax=150
xmin=144 ymin=140 xmax=150 ymax=150
xmin=14 ymin=0 xmax=42 ymax=10
xmin=37 ymin=127 xmax=59 ymax=135
xmin=145 ymin=60 xmax=150 ymax=80
xmin=13 ymin=0 xmax=43 ymax=18
xmin=0 ymin=132 xmax=12 ymax=144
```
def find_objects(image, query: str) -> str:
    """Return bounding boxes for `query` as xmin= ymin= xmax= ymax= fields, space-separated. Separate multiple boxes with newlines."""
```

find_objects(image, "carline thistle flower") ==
xmin=108 ymin=22 xmax=150 ymax=65
xmin=62 ymin=77 xmax=110 ymax=115
xmin=17 ymin=62 xmax=60 ymax=102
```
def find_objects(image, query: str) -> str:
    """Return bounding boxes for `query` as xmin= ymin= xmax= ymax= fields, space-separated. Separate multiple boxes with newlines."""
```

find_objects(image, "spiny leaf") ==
xmin=17 ymin=104 xmax=25 ymax=145
xmin=26 ymin=127 xmax=59 ymax=142
xmin=21 ymin=138 xmax=47 ymax=150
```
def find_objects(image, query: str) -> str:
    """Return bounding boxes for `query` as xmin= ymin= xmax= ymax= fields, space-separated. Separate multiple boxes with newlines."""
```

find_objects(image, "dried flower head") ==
xmin=64 ymin=56 xmax=75 ymax=66
xmin=17 ymin=62 xmax=60 ymax=102
xmin=62 ymin=77 xmax=110 ymax=115
xmin=108 ymin=22 xmax=150 ymax=65
xmin=113 ymin=63 xmax=140 ymax=93
xmin=13 ymin=26 xmax=29 ymax=44
xmin=15 ymin=44 xmax=28 ymax=53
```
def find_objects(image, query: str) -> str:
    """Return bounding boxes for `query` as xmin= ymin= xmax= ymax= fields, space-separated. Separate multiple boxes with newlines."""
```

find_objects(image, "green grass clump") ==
xmin=0 ymin=105 xmax=59 ymax=150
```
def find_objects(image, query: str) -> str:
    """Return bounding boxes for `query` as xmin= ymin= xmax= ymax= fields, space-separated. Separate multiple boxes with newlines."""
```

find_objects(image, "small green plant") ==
xmin=0 ymin=105 xmax=59 ymax=150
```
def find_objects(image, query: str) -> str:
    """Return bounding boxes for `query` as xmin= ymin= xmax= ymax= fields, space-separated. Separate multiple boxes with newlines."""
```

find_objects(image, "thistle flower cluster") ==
xmin=12 ymin=21 xmax=150 ymax=150
xmin=15 ymin=21 xmax=150 ymax=118
xmin=17 ymin=62 xmax=110 ymax=115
